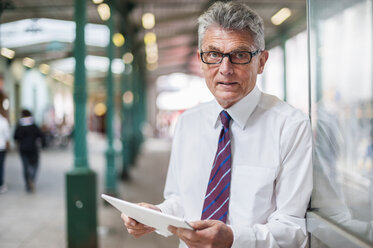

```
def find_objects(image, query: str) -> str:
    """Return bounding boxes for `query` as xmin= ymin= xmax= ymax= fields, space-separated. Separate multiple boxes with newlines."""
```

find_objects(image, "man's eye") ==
xmin=234 ymin=52 xmax=248 ymax=59
xmin=208 ymin=52 xmax=220 ymax=58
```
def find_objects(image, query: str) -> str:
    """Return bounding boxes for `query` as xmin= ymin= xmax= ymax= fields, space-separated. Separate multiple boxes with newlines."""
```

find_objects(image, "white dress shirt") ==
xmin=157 ymin=86 xmax=313 ymax=248
xmin=0 ymin=114 xmax=10 ymax=151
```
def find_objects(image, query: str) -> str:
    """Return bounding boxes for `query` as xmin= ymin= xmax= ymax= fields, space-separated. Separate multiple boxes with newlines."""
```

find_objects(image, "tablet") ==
xmin=101 ymin=194 xmax=194 ymax=237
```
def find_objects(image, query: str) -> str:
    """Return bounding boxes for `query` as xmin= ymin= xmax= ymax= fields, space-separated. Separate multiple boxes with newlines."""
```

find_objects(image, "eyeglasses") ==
xmin=200 ymin=50 xmax=261 ymax=64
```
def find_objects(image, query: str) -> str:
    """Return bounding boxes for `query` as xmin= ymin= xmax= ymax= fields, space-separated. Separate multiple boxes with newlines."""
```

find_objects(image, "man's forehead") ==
xmin=201 ymin=26 xmax=255 ymax=50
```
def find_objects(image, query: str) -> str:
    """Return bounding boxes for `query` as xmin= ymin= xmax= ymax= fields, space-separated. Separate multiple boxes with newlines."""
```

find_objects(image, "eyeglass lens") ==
xmin=202 ymin=51 xmax=253 ymax=64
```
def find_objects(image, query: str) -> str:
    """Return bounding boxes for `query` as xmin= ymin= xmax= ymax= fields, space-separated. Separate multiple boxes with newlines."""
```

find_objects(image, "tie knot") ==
xmin=220 ymin=111 xmax=231 ymax=129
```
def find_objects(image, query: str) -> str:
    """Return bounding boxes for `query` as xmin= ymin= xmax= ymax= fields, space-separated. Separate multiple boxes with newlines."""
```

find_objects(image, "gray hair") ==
xmin=198 ymin=1 xmax=265 ymax=51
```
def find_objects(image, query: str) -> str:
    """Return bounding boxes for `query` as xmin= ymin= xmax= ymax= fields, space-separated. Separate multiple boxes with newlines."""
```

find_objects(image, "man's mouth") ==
xmin=218 ymin=82 xmax=238 ymax=85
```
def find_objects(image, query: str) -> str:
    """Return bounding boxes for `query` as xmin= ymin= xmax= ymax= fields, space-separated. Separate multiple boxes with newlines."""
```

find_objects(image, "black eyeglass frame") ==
xmin=200 ymin=50 xmax=262 ymax=64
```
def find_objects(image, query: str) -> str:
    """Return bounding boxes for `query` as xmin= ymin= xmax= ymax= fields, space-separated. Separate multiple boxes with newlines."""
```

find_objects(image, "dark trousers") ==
xmin=20 ymin=151 xmax=39 ymax=190
xmin=0 ymin=151 xmax=6 ymax=186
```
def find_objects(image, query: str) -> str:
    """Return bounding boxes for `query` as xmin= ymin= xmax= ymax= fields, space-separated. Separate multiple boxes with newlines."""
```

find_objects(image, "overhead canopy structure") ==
xmin=0 ymin=0 xmax=307 ymax=79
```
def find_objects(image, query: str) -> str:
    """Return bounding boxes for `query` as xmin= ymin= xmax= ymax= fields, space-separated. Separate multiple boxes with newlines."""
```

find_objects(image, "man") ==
xmin=14 ymin=109 xmax=44 ymax=193
xmin=122 ymin=2 xmax=312 ymax=247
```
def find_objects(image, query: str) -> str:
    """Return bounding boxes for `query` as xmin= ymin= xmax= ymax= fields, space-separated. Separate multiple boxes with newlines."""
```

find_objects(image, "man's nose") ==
xmin=219 ymin=56 xmax=234 ymax=75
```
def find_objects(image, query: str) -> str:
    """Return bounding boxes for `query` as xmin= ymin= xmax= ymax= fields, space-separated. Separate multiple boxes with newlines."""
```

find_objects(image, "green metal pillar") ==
xmin=127 ymin=64 xmax=136 ymax=165
xmin=105 ymin=0 xmax=117 ymax=195
xmin=120 ymin=35 xmax=134 ymax=179
xmin=120 ymin=62 xmax=133 ymax=179
xmin=131 ymin=63 xmax=142 ymax=163
xmin=117 ymin=2 xmax=136 ymax=176
xmin=135 ymin=65 xmax=146 ymax=153
xmin=65 ymin=0 xmax=97 ymax=247
xmin=139 ymin=67 xmax=147 ymax=134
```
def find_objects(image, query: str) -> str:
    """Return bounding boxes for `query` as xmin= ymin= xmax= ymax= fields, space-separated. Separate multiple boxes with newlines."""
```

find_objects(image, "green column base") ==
xmin=66 ymin=168 xmax=97 ymax=248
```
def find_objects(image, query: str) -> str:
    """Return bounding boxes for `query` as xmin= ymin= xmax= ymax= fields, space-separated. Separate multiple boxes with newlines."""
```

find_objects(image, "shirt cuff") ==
xmin=156 ymin=202 xmax=167 ymax=213
xmin=156 ymin=197 xmax=182 ymax=217
xmin=229 ymin=224 xmax=256 ymax=248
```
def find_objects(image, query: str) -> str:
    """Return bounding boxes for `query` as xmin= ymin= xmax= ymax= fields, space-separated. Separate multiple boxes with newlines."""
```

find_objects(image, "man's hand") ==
xmin=121 ymin=202 xmax=160 ymax=238
xmin=168 ymin=220 xmax=233 ymax=248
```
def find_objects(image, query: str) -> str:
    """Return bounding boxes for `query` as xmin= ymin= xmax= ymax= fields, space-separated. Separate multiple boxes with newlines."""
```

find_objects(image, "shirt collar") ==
xmin=211 ymin=85 xmax=261 ymax=129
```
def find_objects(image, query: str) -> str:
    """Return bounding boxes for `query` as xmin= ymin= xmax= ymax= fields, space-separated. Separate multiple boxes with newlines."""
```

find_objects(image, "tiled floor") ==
xmin=0 ymin=134 xmax=179 ymax=248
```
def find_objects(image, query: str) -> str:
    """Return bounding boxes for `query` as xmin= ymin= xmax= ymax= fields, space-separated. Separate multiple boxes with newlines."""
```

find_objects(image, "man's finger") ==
xmin=121 ymin=214 xmax=138 ymax=227
xmin=190 ymin=220 xmax=215 ymax=230
xmin=168 ymin=226 xmax=197 ymax=241
xmin=168 ymin=225 xmax=177 ymax=234
xmin=138 ymin=202 xmax=161 ymax=212
xmin=126 ymin=224 xmax=148 ymax=230
xmin=128 ymin=229 xmax=149 ymax=238
xmin=168 ymin=226 xmax=187 ymax=237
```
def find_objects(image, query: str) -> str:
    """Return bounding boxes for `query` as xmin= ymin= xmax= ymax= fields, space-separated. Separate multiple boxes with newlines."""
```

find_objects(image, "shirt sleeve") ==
xmin=156 ymin=118 xmax=183 ymax=217
xmin=231 ymin=119 xmax=313 ymax=248
xmin=1 ymin=119 xmax=10 ymax=140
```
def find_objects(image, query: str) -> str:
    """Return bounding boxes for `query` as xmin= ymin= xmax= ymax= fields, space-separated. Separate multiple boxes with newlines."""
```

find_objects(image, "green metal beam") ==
xmin=66 ymin=0 xmax=97 ymax=247
xmin=105 ymin=0 xmax=117 ymax=195
xmin=117 ymin=1 xmax=134 ymax=179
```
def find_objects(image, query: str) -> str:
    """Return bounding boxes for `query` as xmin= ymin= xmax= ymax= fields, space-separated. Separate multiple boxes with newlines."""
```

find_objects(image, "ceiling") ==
xmin=0 ymin=0 xmax=307 ymax=80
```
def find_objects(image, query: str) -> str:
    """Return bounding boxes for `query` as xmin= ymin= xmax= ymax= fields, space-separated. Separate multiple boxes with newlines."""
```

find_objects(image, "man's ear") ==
xmin=197 ymin=49 xmax=201 ymax=62
xmin=258 ymin=50 xmax=269 ymax=74
xmin=197 ymin=49 xmax=203 ymax=71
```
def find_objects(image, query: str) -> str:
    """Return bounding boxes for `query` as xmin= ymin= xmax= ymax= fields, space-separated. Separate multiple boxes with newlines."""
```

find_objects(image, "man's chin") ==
xmin=216 ymin=95 xmax=241 ymax=108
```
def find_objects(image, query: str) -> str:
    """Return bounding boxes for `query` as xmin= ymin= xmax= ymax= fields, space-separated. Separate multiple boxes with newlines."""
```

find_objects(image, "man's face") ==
xmin=198 ymin=26 xmax=269 ymax=108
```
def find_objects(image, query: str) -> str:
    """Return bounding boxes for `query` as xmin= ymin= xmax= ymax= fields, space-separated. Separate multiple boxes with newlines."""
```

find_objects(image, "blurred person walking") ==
xmin=0 ymin=108 xmax=10 ymax=193
xmin=14 ymin=110 xmax=44 ymax=193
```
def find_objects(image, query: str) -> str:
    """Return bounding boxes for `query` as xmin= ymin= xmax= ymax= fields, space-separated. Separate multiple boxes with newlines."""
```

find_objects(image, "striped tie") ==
xmin=201 ymin=110 xmax=232 ymax=223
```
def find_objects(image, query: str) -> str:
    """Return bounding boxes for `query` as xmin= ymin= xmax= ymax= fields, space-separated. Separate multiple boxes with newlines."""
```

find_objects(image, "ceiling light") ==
xmin=1 ymin=48 xmax=15 ymax=59
xmin=23 ymin=57 xmax=35 ymax=68
xmin=112 ymin=59 xmax=124 ymax=74
xmin=94 ymin=102 xmax=107 ymax=116
xmin=122 ymin=52 xmax=134 ymax=64
xmin=144 ymin=32 xmax=156 ymax=45
xmin=50 ymin=70 xmax=73 ymax=86
xmin=123 ymin=91 xmax=134 ymax=105
xmin=271 ymin=8 xmax=292 ymax=26
xmin=92 ymin=0 xmax=103 ymax=4
xmin=112 ymin=33 xmax=125 ymax=47
xmin=51 ymin=71 xmax=63 ymax=81
xmin=97 ymin=3 xmax=111 ymax=21
xmin=39 ymin=64 xmax=50 ymax=74
xmin=142 ymin=13 xmax=155 ymax=29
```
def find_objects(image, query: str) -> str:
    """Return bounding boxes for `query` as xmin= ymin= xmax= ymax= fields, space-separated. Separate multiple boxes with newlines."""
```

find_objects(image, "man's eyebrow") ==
xmin=204 ymin=45 xmax=253 ymax=52
xmin=205 ymin=45 xmax=221 ymax=51
xmin=231 ymin=46 xmax=252 ymax=51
